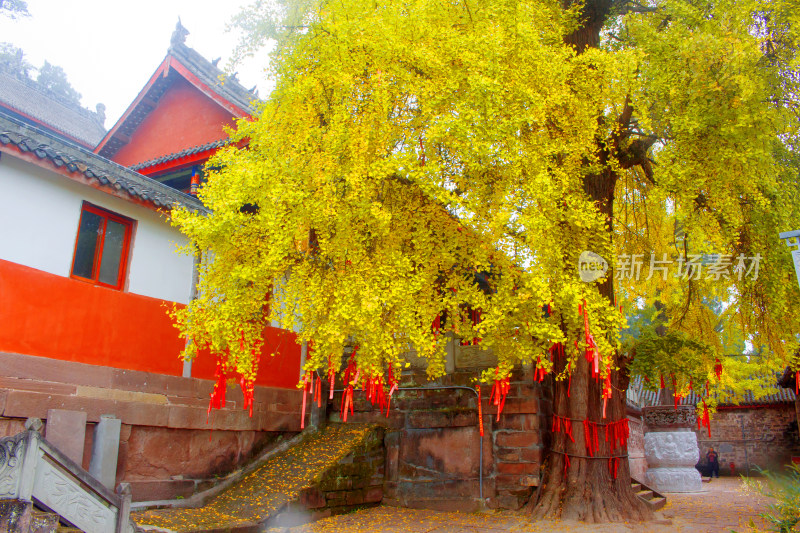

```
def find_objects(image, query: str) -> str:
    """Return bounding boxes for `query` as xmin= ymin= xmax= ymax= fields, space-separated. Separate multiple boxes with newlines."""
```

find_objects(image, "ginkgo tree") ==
xmin=170 ymin=0 xmax=800 ymax=521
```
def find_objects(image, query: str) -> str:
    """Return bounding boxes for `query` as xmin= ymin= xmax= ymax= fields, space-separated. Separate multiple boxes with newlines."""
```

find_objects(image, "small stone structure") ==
xmin=330 ymin=365 xmax=548 ymax=511
xmin=643 ymin=406 xmax=702 ymax=493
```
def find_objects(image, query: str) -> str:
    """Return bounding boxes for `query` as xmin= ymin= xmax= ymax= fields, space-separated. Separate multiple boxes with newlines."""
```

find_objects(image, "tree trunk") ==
xmin=530 ymin=344 xmax=651 ymax=521
xmin=527 ymin=160 xmax=652 ymax=520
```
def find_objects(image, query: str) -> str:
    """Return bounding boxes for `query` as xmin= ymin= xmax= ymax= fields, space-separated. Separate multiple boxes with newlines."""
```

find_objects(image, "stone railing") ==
xmin=0 ymin=419 xmax=134 ymax=533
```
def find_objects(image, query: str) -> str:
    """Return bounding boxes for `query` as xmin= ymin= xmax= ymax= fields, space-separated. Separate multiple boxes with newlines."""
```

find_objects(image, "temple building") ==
xmin=0 ymin=23 xmax=302 ymax=501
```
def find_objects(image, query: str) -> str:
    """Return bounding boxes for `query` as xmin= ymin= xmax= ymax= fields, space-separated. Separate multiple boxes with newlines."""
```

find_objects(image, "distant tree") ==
xmin=0 ymin=0 xmax=29 ymax=19
xmin=36 ymin=61 xmax=81 ymax=106
xmin=0 ymin=42 xmax=32 ymax=78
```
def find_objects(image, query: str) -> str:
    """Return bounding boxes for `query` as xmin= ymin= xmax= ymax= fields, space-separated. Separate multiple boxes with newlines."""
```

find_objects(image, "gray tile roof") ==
xmin=96 ymin=38 xmax=257 ymax=162
xmin=627 ymin=374 xmax=796 ymax=408
xmin=0 ymin=70 xmax=107 ymax=148
xmin=169 ymin=41 xmax=258 ymax=115
xmin=130 ymin=139 xmax=229 ymax=172
xmin=0 ymin=110 xmax=207 ymax=213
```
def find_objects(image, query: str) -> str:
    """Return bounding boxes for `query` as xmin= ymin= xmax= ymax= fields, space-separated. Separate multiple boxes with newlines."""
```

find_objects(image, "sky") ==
xmin=0 ymin=0 xmax=274 ymax=127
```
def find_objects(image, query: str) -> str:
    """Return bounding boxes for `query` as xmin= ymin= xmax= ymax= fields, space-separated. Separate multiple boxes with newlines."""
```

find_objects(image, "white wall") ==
xmin=0 ymin=152 xmax=194 ymax=304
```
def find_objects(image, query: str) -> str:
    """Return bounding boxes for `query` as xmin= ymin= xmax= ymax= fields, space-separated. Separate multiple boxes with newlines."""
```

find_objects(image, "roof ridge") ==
xmin=0 ymin=67 xmax=105 ymax=125
xmin=0 ymin=109 xmax=206 ymax=212
xmin=168 ymin=41 xmax=258 ymax=113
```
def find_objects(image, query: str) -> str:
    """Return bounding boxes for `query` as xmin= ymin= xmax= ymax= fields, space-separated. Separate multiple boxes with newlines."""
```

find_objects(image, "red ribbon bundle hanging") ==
xmin=582 ymin=419 xmax=601 ymax=457
xmin=477 ymin=385 xmax=484 ymax=437
xmin=660 ymin=374 xmax=665 ymax=389
xmin=795 ymin=370 xmax=799 ymax=395
xmin=328 ymin=356 xmax=336 ymax=400
xmin=714 ymin=358 xmax=723 ymax=381
xmin=582 ymin=301 xmax=600 ymax=378
xmin=605 ymin=419 xmax=629 ymax=454
xmin=432 ymin=314 xmax=441 ymax=334
xmin=300 ymin=371 xmax=311 ymax=429
xmin=701 ymin=400 xmax=711 ymax=437
xmin=602 ymin=373 xmax=613 ymax=418
xmin=549 ymin=342 xmax=564 ymax=359
xmin=340 ymin=348 xmax=359 ymax=422
xmin=208 ymin=355 xmax=227 ymax=418
xmin=472 ymin=309 xmax=481 ymax=345
xmin=240 ymin=376 xmax=255 ymax=417
xmin=552 ymin=415 xmax=575 ymax=442
xmin=608 ymin=457 xmax=620 ymax=479
xmin=489 ymin=372 xmax=511 ymax=420
xmin=535 ymin=357 xmax=548 ymax=382
xmin=365 ymin=375 xmax=390 ymax=415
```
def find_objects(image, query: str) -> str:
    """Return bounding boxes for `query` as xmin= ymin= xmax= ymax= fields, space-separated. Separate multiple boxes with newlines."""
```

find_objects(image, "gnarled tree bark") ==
xmin=527 ymin=0 xmax=653 ymax=521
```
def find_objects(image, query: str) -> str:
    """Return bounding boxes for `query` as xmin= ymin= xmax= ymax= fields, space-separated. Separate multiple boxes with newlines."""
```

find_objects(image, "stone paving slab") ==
xmin=272 ymin=477 xmax=773 ymax=533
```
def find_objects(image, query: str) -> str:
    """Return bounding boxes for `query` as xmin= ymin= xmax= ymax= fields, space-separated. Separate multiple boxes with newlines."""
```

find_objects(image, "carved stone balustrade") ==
xmin=0 ymin=419 xmax=134 ymax=533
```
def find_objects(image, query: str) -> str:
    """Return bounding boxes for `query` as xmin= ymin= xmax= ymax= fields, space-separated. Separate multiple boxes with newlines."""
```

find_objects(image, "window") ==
xmin=70 ymin=203 xmax=133 ymax=290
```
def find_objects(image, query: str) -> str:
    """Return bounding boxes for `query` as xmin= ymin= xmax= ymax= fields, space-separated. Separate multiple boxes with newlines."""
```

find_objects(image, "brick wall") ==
xmin=693 ymin=404 xmax=800 ymax=474
xmin=328 ymin=367 xmax=548 ymax=511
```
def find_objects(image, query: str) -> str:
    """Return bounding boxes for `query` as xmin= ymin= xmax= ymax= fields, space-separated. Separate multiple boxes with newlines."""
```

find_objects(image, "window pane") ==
xmin=98 ymin=219 xmax=127 ymax=286
xmin=71 ymin=211 xmax=103 ymax=279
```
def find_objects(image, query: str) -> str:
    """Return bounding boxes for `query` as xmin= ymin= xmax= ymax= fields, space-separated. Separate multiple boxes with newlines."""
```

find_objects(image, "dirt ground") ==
xmin=273 ymin=477 xmax=775 ymax=533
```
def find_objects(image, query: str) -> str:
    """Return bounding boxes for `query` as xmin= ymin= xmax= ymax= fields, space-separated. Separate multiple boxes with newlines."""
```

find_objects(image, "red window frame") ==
xmin=69 ymin=202 xmax=134 ymax=290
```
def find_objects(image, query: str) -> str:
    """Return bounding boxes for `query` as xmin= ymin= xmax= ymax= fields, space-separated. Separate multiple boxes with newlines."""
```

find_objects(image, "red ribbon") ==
xmin=602 ymin=373 xmax=612 ymax=418
xmin=702 ymin=400 xmax=711 ymax=437
xmin=609 ymin=457 xmax=619 ymax=479
xmin=477 ymin=385 xmax=484 ymax=437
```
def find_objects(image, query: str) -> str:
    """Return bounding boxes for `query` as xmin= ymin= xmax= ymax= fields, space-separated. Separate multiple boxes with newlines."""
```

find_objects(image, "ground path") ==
xmin=270 ymin=477 xmax=774 ymax=532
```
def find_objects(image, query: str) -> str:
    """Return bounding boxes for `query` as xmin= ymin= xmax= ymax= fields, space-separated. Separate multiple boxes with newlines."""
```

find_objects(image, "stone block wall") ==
xmin=273 ymin=427 xmax=385 ymax=526
xmin=627 ymin=410 xmax=647 ymax=481
xmin=693 ymin=404 xmax=800 ymax=474
xmin=0 ymin=351 xmax=302 ymax=501
xmin=329 ymin=367 xmax=549 ymax=511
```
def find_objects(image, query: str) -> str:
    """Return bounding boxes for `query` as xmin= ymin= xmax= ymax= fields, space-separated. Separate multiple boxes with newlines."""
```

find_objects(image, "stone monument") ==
xmin=642 ymin=405 xmax=702 ymax=492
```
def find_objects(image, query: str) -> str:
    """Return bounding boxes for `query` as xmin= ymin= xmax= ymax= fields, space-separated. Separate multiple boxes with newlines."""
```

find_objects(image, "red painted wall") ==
xmin=191 ymin=326 xmax=303 ymax=388
xmin=0 ymin=259 xmax=300 ymax=387
xmin=110 ymin=76 xmax=237 ymax=168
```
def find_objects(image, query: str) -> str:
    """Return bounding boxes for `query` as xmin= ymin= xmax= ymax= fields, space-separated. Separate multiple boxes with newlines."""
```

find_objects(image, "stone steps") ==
xmin=29 ymin=510 xmax=59 ymax=533
xmin=632 ymin=480 xmax=667 ymax=511
xmin=0 ymin=501 xmax=64 ymax=533
xmin=132 ymin=424 xmax=384 ymax=533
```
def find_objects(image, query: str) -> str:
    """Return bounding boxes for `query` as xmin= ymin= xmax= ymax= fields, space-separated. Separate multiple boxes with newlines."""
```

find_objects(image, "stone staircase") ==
xmin=631 ymin=479 xmax=666 ymax=511
xmin=133 ymin=423 xmax=384 ymax=532
xmin=0 ymin=419 xmax=134 ymax=533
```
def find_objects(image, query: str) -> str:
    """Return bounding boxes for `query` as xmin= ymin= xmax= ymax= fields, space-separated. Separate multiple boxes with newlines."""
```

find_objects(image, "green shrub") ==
xmin=743 ymin=463 xmax=800 ymax=532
